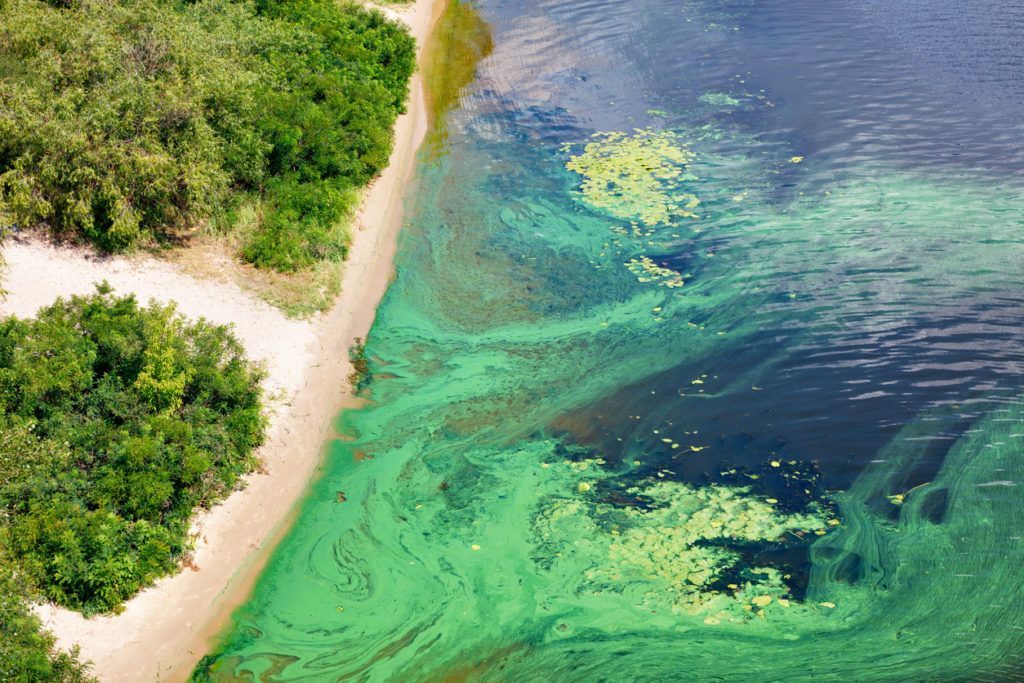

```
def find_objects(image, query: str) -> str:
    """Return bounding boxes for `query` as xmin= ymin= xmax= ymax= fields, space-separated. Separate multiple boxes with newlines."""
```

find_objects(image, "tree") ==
xmin=0 ymin=286 xmax=265 ymax=614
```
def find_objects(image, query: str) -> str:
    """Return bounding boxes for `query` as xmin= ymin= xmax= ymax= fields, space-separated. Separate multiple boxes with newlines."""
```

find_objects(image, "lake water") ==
xmin=196 ymin=0 xmax=1024 ymax=680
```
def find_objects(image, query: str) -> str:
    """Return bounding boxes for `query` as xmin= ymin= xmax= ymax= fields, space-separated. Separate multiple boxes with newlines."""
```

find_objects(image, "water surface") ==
xmin=197 ymin=0 xmax=1024 ymax=680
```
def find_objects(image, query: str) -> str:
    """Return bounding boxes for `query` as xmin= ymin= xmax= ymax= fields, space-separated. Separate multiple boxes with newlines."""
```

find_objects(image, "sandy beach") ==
xmin=1 ymin=0 xmax=444 ymax=679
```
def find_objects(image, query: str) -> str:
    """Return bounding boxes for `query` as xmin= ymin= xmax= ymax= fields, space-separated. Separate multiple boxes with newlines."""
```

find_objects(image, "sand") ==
xmin=2 ymin=0 xmax=444 ymax=679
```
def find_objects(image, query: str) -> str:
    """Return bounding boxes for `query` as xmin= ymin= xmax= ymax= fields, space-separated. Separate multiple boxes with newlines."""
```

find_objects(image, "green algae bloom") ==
xmin=699 ymin=92 xmax=741 ymax=107
xmin=195 ymin=106 xmax=1024 ymax=680
xmin=625 ymin=256 xmax=686 ymax=287
xmin=564 ymin=129 xmax=700 ymax=225
xmin=536 ymin=476 xmax=827 ymax=621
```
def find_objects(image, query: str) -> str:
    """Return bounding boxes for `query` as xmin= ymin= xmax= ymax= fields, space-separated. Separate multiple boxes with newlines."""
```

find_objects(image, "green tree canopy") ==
xmin=0 ymin=545 xmax=94 ymax=683
xmin=0 ymin=285 xmax=266 ymax=614
xmin=0 ymin=0 xmax=416 ymax=271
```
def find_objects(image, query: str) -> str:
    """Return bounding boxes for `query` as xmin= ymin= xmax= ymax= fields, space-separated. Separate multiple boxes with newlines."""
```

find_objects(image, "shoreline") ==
xmin=10 ymin=0 xmax=445 ymax=679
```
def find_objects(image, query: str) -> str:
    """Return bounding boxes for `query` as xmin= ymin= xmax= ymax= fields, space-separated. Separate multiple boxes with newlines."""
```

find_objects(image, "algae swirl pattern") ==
xmin=195 ymin=0 xmax=1024 ymax=679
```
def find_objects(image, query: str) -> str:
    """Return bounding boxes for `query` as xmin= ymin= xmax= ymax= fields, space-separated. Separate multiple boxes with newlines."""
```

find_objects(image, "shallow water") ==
xmin=196 ymin=0 xmax=1024 ymax=680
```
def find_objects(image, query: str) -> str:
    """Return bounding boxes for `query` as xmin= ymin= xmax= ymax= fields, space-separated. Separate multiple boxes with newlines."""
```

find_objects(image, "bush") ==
xmin=242 ymin=175 xmax=356 ymax=271
xmin=0 ymin=545 xmax=94 ymax=683
xmin=0 ymin=285 xmax=266 ymax=614
xmin=0 ymin=0 xmax=416 ymax=271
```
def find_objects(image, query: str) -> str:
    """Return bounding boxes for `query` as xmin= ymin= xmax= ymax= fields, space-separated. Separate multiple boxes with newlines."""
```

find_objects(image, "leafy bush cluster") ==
xmin=0 ymin=548 xmax=94 ymax=682
xmin=0 ymin=0 xmax=416 ymax=272
xmin=0 ymin=285 xmax=265 ymax=615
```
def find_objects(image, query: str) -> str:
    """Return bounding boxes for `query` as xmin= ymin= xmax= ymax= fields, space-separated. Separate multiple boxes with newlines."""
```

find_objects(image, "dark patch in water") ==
xmin=919 ymin=487 xmax=949 ymax=525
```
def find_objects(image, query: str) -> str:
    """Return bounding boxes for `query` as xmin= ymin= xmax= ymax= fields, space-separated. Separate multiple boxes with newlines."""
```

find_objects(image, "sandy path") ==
xmin=0 ymin=238 xmax=316 ymax=402
xmin=3 ymin=0 xmax=444 ymax=679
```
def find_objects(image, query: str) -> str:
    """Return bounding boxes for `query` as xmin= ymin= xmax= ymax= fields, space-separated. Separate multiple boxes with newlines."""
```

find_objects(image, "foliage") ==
xmin=347 ymin=336 xmax=370 ymax=391
xmin=0 ymin=0 xmax=416 ymax=272
xmin=0 ymin=547 xmax=94 ymax=682
xmin=0 ymin=285 xmax=266 ymax=614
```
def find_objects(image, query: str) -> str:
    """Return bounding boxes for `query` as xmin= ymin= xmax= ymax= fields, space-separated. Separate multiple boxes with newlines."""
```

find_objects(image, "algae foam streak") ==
xmin=196 ymin=0 xmax=1024 ymax=680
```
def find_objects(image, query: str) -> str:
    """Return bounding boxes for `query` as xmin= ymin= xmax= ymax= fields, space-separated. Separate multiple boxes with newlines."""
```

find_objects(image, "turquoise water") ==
xmin=196 ymin=0 xmax=1024 ymax=680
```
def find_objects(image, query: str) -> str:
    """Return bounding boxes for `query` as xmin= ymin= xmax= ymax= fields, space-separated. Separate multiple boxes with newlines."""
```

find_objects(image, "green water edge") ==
xmin=193 ymin=47 xmax=1024 ymax=683
xmin=421 ymin=0 xmax=494 ymax=155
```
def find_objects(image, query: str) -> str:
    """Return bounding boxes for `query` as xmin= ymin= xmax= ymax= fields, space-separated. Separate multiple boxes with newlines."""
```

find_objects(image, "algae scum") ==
xmin=197 ymin=0 xmax=1024 ymax=680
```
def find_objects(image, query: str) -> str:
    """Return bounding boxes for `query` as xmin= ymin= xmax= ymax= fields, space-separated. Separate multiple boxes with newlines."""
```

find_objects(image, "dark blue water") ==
xmin=469 ymin=0 xmax=1024 ymax=489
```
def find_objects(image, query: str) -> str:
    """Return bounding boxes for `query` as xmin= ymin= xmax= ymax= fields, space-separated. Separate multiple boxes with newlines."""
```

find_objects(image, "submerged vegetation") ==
xmin=0 ymin=0 xmax=415 ymax=274
xmin=0 ymin=285 xmax=265 ymax=617
xmin=421 ymin=0 xmax=494 ymax=152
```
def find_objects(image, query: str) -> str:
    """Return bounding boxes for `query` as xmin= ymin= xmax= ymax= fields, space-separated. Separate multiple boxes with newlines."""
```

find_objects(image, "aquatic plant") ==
xmin=421 ymin=0 xmax=494 ymax=152
xmin=624 ymin=256 xmax=686 ymax=287
xmin=535 ymin=474 xmax=828 ymax=621
xmin=699 ymin=92 xmax=741 ymax=107
xmin=347 ymin=337 xmax=371 ymax=391
xmin=564 ymin=129 xmax=700 ymax=226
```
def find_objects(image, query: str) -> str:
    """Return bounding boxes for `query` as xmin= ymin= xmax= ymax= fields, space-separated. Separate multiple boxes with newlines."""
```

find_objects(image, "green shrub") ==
xmin=0 ymin=0 xmax=416 ymax=271
xmin=0 ymin=285 xmax=266 ymax=614
xmin=0 ymin=545 xmax=94 ymax=683
xmin=242 ymin=175 xmax=356 ymax=271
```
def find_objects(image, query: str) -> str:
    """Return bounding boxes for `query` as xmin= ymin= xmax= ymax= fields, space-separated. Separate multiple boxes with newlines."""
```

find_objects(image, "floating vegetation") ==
xmin=564 ymin=129 xmax=706 ymax=291
xmin=699 ymin=92 xmax=741 ymax=107
xmin=563 ymin=128 xmax=700 ymax=226
xmin=535 ymin=476 xmax=830 ymax=621
xmin=625 ymin=256 xmax=686 ymax=287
